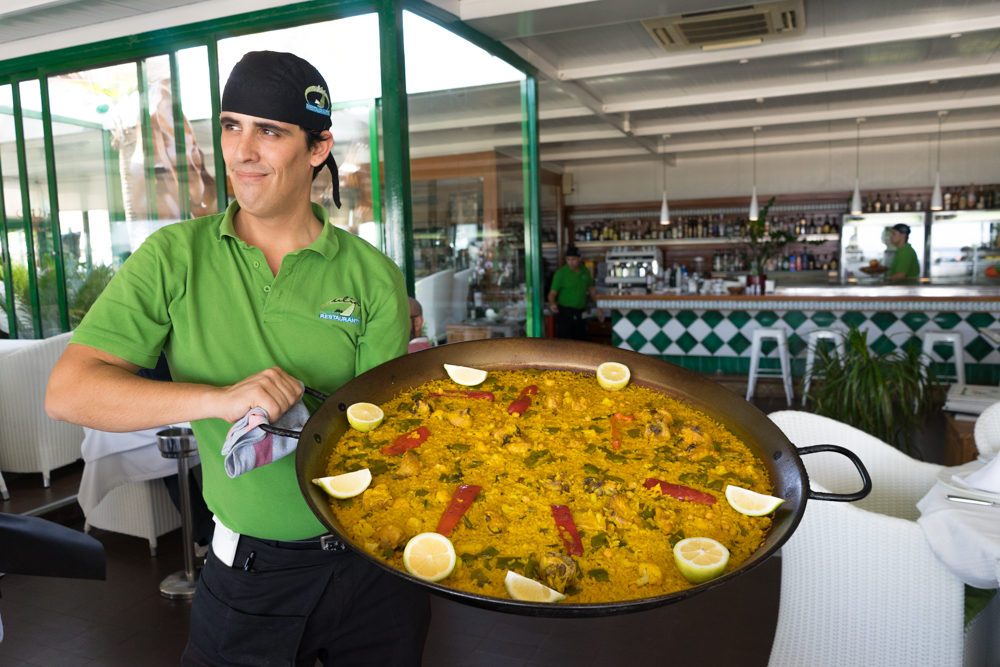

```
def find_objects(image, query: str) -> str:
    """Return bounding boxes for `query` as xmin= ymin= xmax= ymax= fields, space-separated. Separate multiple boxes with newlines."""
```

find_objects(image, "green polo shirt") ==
xmin=889 ymin=242 xmax=920 ymax=278
xmin=550 ymin=264 xmax=594 ymax=310
xmin=72 ymin=200 xmax=409 ymax=540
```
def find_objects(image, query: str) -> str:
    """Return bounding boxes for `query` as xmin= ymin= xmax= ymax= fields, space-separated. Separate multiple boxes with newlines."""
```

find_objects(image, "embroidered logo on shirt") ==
xmin=319 ymin=296 xmax=360 ymax=324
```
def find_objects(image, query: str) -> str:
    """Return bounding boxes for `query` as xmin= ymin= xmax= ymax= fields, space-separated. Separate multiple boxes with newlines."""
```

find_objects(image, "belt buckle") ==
xmin=320 ymin=535 xmax=346 ymax=552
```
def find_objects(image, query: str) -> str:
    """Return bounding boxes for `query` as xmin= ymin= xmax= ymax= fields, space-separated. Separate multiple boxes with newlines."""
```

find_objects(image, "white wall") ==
xmin=564 ymin=133 xmax=1000 ymax=206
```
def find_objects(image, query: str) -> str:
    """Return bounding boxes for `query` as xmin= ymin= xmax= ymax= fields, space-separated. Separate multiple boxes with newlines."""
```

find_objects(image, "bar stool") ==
xmin=921 ymin=331 xmax=965 ymax=385
xmin=747 ymin=327 xmax=794 ymax=406
xmin=157 ymin=427 xmax=199 ymax=599
xmin=802 ymin=329 xmax=846 ymax=406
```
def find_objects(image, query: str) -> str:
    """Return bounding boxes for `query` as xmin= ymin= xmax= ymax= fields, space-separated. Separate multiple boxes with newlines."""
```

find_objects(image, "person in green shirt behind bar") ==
xmin=888 ymin=223 xmax=921 ymax=282
xmin=548 ymin=246 xmax=604 ymax=340
xmin=45 ymin=52 xmax=429 ymax=666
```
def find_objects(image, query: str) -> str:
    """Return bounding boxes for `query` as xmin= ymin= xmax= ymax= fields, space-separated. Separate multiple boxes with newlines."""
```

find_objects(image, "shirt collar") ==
xmin=217 ymin=199 xmax=340 ymax=261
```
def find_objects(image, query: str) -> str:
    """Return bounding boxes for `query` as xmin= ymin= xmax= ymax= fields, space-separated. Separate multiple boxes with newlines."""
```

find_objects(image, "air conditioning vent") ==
xmin=642 ymin=0 xmax=805 ymax=52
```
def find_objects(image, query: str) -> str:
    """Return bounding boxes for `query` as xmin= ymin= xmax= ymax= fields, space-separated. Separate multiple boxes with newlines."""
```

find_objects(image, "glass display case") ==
xmin=840 ymin=212 xmax=926 ymax=283
xmin=928 ymin=210 xmax=1000 ymax=284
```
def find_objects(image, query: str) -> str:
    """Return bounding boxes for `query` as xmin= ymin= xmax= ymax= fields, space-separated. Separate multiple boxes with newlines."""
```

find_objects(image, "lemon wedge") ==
xmin=444 ymin=364 xmax=488 ymax=386
xmin=312 ymin=469 xmax=372 ymax=499
xmin=346 ymin=402 xmax=384 ymax=432
xmin=402 ymin=533 xmax=457 ymax=582
xmin=673 ymin=537 xmax=730 ymax=584
xmin=503 ymin=571 xmax=566 ymax=603
xmin=725 ymin=485 xmax=785 ymax=516
xmin=596 ymin=362 xmax=630 ymax=391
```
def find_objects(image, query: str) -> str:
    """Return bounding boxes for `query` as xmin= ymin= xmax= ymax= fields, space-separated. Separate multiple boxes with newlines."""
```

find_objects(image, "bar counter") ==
xmin=597 ymin=285 xmax=1000 ymax=383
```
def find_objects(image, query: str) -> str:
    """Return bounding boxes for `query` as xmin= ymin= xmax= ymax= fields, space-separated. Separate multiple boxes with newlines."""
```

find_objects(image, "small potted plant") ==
xmin=739 ymin=197 xmax=797 ymax=293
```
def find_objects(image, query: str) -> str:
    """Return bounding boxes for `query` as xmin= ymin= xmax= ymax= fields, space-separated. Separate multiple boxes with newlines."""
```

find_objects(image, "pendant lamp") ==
xmin=931 ymin=111 xmax=946 ymax=211
xmin=850 ymin=118 xmax=864 ymax=215
xmin=748 ymin=127 xmax=760 ymax=221
xmin=659 ymin=155 xmax=670 ymax=225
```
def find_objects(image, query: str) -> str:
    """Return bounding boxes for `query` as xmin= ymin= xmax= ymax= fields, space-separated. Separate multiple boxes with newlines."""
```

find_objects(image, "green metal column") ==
xmin=206 ymin=38 xmax=228 ymax=214
xmin=101 ymin=130 xmax=125 ymax=223
xmin=39 ymin=75 xmax=70 ymax=332
xmin=378 ymin=0 xmax=414 ymax=295
xmin=169 ymin=52 xmax=191 ymax=222
xmin=136 ymin=60 xmax=158 ymax=222
xmin=521 ymin=75 xmax=542 ymax=338
xmin=369 ymin=100 xmax=383 ymax=252
xmin=0 ymin=136 xmax=15 ymax=338
xmin=11 ymin=82 xmax=42 ymax=339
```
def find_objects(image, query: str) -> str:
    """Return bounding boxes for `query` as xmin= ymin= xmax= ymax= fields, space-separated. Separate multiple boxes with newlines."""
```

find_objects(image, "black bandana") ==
xmin=221 ymin=51 xmax=340 ymax=207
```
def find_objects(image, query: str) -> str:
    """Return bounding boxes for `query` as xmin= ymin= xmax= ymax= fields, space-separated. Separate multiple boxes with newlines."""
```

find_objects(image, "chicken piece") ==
xmin=653 ymin=507 xmax=678 ymax=535
xmin=572 ymin=509 xmax=605 ymax=533
xmin=409 ymin=399 xmax=433 ymax=416
xmin=446 ymin=408 xmax=472 ymax=429
xmin=406 ymin=517 xmax=423 ymax=535
xmin=544 ymin=394 xmax=561 ymax=410
xmin=361 ymin=484 xmax=393 ymax=511
xmin=644 ymin=421 xmax=671 ymax=440
xmin=493 ymin=423 xmax=521 ymax=445
xmin=393 ymin=451 xmax=421 ymax=479
xmin=634 ymin=563 xmax=662 ymax=586
xmin=679 ymin=425 xmax=715 ymax=459
xmin=582 ymin=477 xmax=619 ymax=497
xmin=484 ymin=511 xmax=505 ymax=534
xmin=562 ymin=392 xmax=589 ymax=411
xmin=543 ymin=475 xmax=570 ymax=493
xmin=606 ymin=494 xmax=634 ymax=528
xmin=539 ymin=552 xmax=577 ymax=593
xmin=373 ymin=524 xmax=404 ymax=550
xmin=506 ymin=437 xmax=532 ymax=455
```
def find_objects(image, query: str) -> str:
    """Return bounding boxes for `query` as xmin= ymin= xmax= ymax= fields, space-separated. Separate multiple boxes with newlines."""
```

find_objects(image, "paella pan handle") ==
xmin=796 ymin=444 xmax=873 ymax=502
xmin=257 ymin=387 xmax=330 ymax=439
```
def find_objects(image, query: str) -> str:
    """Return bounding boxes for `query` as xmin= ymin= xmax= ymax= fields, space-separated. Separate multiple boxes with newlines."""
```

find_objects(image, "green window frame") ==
xmin=0 ymin=0 xmax=542 ymax=338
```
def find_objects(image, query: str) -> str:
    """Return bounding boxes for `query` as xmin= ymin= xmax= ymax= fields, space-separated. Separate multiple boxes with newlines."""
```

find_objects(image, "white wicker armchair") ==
xmin=0 ymin=332 xmax=83 ymax=487
xmin=767 ymin=410 xmax=999 ymax=667
xmin=84 ymin=479 xmax=181 ymax=556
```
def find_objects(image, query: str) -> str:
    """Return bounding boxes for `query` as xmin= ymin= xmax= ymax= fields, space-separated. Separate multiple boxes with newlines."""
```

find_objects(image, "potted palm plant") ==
xmin=804 ymin=325 xmax=939 ymax=457
xmin=739 ymin=197 xmax=797 ymax=293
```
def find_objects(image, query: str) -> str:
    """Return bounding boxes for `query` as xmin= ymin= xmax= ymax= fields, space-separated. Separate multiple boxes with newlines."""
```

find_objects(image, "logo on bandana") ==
xmin=304 ymin=85 xmax=331 ymax=117
xmin=320 ymin=296 xmax=360 ymax=324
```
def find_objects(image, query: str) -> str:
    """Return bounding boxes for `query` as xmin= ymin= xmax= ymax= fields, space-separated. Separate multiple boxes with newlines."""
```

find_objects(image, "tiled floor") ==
xmin=0 ymin=388 xmax=949 ymax=666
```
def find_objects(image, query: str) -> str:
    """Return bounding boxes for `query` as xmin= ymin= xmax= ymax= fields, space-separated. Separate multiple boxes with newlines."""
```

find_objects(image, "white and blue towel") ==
xmin=221 ymin=399 xmax=309 ymax=479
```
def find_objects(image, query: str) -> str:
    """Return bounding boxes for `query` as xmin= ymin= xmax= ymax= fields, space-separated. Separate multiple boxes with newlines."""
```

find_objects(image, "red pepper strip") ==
xmin=507 ymin=385 xmax=539 ymax=415
xmin=610 ymin=413 xmax=634 ymax=451
xmin=550 ymin=505 xmax=584 ymax=556
xmin=381 ymin=427 xmax=431 ymax=456
xmin=436 ymin=485 xmax=482 ymax=536
xmin=643 ymin=478 xmax=717 ymax=505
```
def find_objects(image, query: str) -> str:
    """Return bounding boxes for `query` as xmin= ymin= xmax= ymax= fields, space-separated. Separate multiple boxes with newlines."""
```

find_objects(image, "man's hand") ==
xmin=549 ymin=302 xmax=560 ymax=314
xmin=212 ymin=367 xmax=303 ymax=424
xmin=597 ymin=309 xmax=606 ymax=323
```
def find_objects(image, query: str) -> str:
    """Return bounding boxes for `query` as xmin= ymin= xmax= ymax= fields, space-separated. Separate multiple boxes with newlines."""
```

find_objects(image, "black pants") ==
xmin=555 ymin=306 xmax=590 ymax=341
xmin=181 ymin=537 xmax=431 ymax=667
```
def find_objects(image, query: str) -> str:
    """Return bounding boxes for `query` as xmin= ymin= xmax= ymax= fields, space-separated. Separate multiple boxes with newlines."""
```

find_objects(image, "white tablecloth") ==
xmin=78 ymin=425 xmax=199 ymax=515
xmin=917 ymin=474 xmax=1000 ymax=589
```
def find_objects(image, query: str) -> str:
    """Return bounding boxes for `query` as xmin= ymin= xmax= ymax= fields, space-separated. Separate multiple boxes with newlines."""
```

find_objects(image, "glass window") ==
xmin=17 ymin=79 xmax=61 ymax=337
xmin=404 ymin=12 xmax=528 ymax=345
xmin=0 ymin=84 xmax=32 ymax=338
xmin=177 ymin=46 xmax=220 ymax=219
xmin=217 ymin=15 xmax=383 ymax=242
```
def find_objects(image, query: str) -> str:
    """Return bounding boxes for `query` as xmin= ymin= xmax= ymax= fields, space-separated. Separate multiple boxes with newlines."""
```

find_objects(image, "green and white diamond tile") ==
xmin=610 ymin=306 xmax=1000 ymax=368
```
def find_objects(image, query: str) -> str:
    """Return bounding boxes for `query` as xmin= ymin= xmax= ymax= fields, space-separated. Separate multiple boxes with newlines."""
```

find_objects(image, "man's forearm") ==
xmin=46 ymin=349 xmax=222 ymax=432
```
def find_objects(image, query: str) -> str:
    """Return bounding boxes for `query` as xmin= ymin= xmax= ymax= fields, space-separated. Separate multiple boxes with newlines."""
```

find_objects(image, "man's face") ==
xmin=220 ymin=111 xmax=331 ymax=217
xmin=566 ymin=256 xmax=581 ymax=271
xmin=889 ymin=229 xmax=906 ymax=248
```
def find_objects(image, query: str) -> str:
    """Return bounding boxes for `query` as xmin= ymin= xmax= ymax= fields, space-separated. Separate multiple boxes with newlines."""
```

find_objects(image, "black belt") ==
xmin=245 ymin=534 xmax=349 ymax=552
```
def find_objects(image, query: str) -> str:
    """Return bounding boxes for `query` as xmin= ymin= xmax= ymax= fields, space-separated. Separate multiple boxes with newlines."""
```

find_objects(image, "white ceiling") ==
xmin=4 ymin=0 xmax=1000 ymax=169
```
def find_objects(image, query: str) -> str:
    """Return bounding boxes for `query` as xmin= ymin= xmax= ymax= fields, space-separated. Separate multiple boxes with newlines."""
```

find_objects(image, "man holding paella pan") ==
xmin=46 ymin=51 xmax=430 ymax=666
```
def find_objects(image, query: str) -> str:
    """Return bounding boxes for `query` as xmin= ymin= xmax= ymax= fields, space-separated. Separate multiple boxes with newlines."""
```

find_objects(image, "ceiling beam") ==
xmin=456 ymin=0 xmax=599 ymax=21
xmin=504 ymin=41 xmax=660 ymax=155
xmin=603 ymin=62 xmax=1000 ymax=114
xmin=409 ymin=106 xmax=591 ymax=133
xmin=552 ymin=14 xmax=1000 ymax=82
xmin=632 ymin=93 xmax=1000 ymax=137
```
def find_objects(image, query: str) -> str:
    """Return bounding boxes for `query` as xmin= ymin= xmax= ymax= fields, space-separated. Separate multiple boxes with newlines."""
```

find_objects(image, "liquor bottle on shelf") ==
xmin=822 ymin=216 xmax=831 ymax=234
xmin=959 ymin=188 xmax=968 ymax=210
xmin=968 ymin=185 xmax=977 ymax=210
xmin=808 ymin=217 xmax=817 ymax=235
xmin=873 ymin=193 xmax=883 ymax=212
xmin=977 ymin=187 xmax=986 ymax=210
xmin=830 ymin=255 xmax=838 ymax=271
xmin=944 ymin=188 xmax=952 ymax=210
xmin=914 ymin=196 xmax=924 ymax=212
xmin=893 ymin=193 xmax=901 ymax=212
